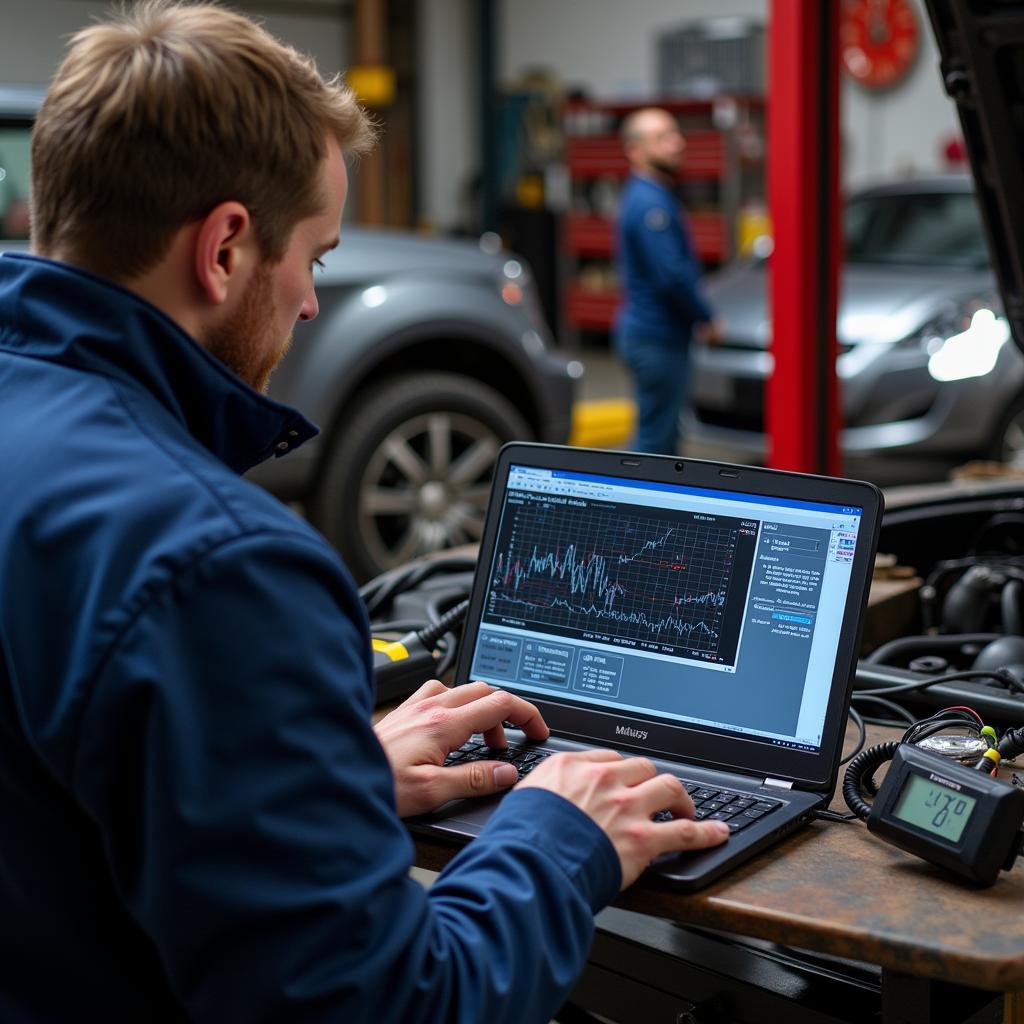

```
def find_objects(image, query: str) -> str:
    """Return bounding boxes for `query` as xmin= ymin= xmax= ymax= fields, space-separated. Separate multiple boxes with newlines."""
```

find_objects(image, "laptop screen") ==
xmin=466 ymin=462 xmax=865 ymax=757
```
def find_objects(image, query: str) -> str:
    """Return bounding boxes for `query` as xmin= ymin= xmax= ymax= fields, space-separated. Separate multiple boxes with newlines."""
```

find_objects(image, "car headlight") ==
xmin=888 ymin=295 xmax=1009 ymax=382
xmin=926 ymin=307 xmax=1010 ymax=382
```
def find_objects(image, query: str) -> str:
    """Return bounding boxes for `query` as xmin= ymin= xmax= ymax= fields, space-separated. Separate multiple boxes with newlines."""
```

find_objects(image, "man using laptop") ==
xmin=0 ymin=4 xmax=727 ymax=1022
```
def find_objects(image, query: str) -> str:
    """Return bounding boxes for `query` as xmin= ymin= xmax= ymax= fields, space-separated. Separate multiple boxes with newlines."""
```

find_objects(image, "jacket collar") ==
xmin=0 ymin=252 xmax=317 ymax=475
xmin=629 ymin=171 xmax=679 ymax=200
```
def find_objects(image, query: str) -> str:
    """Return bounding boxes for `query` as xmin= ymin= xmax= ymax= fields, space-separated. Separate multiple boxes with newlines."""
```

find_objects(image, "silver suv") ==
xmin=688 ymin=177 xmax=1023 ymax=481
xmin=0 ymin=86 xmax=577 ymax=580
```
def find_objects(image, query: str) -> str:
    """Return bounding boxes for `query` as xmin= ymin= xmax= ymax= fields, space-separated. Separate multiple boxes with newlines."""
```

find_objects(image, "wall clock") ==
xmin=841 ymin=0 xmax=920 ymax=90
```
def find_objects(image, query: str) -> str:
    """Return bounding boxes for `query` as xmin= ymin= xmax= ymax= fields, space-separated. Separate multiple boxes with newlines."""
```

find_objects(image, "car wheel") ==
xmin=994 ymin=398 xmax=1024 ymax=469
xmin=310 ymin=372 xmax=533 ymax=581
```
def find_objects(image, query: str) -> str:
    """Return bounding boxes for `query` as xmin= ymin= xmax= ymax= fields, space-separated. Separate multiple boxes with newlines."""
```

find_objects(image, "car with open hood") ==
xmin=843 ymin=1 xmax=1024 ymax=729
xmin=687 ymin=173 xmax=1021 ymax=482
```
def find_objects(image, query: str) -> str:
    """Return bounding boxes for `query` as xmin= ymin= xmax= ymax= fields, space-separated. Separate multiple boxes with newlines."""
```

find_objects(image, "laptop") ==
xmin=409 ymin=443 xmax=882 ymax=891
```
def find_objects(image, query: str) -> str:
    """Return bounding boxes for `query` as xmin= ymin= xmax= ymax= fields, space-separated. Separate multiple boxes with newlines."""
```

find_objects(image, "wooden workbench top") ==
xmin=412 ymin=724 xmax=1024 ymax=992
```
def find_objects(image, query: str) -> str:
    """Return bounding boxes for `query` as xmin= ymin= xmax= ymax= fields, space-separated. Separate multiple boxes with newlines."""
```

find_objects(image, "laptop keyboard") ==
xmin=444 ymin=739 xmax=784 ymax=833
xmin=654 ymin=785 xmax=782 ymax=834
xmin=444 ymin=738 xmax=553 ymax=777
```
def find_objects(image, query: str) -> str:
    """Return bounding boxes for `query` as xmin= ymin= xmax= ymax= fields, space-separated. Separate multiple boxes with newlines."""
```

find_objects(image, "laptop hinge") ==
xmin=763 ymin=778 xmax=794 ymax=790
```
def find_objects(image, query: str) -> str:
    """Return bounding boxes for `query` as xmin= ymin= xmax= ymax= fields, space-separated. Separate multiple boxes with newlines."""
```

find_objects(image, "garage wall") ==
xmin=0 ymin=1 xmax=348 ymax=85
xmin=498 ymin=0 xmax=961 ymax=190
xmin=1 ymin=1 xmax=108 ymax=84
xmin=499 ymin=0 xmax=764 ymax=101
xmin=1 ymin=0 xmax=964 ymax=230
xmin=0 ymin=0 xmax=353 ymax=216
xmin=416 ymin=0 xmax=479 ymax=233
xmin=842 ymin=13 xmax=960 ymax=188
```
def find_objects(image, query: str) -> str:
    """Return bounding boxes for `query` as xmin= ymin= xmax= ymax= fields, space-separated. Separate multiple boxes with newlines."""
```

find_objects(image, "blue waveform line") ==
xmin=494 ymin=592 xmax=722 ymax=642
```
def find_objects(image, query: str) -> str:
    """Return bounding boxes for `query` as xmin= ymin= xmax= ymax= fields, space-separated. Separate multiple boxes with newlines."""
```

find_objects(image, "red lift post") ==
xmin=767 ymin=0 xmax=842 ymax=476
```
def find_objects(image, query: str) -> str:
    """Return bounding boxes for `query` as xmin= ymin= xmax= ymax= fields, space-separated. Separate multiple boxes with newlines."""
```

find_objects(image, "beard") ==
xmin=649 ymin=155 xmax=682 ymax=177
xmin=203 ymin=262 xmax=292 ymax=394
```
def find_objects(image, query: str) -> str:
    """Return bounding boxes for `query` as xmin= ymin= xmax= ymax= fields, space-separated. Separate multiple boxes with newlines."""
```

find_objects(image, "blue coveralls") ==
xmin=614 ymin=173 xmax=714 ymax=455
xmin=0 ymin=252 xmax=620 ymax=1023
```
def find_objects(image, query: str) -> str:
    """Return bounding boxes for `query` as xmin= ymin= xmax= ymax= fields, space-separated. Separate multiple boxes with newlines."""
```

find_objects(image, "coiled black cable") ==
xmin=842 ymin=741 xmax=901 ymax=821
xmin=417 ymin=600 xmax=469 ymax=647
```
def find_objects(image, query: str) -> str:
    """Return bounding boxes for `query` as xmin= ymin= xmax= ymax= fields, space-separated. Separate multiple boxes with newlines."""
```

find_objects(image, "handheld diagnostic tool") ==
xmin=866 ymin=745 xmax=1024 ymax=886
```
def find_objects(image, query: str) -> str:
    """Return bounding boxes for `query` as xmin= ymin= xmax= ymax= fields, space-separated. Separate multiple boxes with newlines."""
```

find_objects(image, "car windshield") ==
xmin=0 ymin=120 xmax=32 ymax=241
xmin=844 ymin=189 xmax=990 ymax=269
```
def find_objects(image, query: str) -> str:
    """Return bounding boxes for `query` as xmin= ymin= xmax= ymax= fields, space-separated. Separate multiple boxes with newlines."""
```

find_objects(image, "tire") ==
xmin=992 ymin=397 xmax=1024 ymax=469
xmin=309 ymin=372 xmax=533 ymax=581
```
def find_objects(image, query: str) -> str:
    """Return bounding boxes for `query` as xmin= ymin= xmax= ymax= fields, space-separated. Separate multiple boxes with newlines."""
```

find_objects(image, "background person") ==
xmin=0 ymin=5 xmax=728 ymax=1022
xmin=614 ymin=107 xmax=723 ymax=455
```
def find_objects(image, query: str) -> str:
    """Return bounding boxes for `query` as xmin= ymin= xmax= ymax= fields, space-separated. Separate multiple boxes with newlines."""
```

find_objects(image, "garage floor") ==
xmin=574 ymin=348 xmax=628 ymax=404
xmin=566 ymin=346 xmax=747 ymax=464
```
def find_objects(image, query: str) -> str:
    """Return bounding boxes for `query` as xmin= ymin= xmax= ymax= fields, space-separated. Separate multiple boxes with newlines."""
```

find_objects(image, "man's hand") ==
xmin=695 ymin=316 xmax=725 ymax=346
xmin=518 ymin=749 xmax=729 ymax=889
xmin=374 ymin=680 xmax=549 ymax=817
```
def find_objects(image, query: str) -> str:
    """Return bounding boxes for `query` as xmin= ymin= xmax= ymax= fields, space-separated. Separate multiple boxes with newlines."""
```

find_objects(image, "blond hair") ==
xmin=31 ymin=1 xmax=376 ymax=281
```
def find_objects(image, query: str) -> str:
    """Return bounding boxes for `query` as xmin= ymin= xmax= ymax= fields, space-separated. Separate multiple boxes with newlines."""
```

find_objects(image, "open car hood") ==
xmin=925 ymin=0 xmax=1024 ymax=355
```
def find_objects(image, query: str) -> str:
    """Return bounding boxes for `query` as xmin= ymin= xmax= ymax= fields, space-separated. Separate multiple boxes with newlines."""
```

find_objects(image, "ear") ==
xmin=193 ymin=201 xmax=257 ymax=307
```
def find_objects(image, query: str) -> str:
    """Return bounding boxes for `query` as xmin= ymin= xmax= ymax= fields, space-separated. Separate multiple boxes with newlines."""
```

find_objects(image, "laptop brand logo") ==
xmin=615 ymin=725 xmax=648 ymax=741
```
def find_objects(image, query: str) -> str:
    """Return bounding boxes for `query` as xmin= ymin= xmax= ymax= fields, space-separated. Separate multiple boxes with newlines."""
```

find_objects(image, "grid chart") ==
xmin=487 ymin=498 xmax=743 ymax=661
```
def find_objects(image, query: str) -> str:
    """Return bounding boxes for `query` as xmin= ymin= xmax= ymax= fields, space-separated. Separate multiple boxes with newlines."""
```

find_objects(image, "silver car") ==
xmin=0 ymin=86 xmax=577 ymax=581
xmin=688 ymin=177 xmax=1023 ymax=481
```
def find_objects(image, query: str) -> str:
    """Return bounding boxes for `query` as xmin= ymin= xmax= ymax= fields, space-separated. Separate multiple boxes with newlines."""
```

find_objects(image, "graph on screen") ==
xmin=486 ymin=494 xmax=756 ymax=663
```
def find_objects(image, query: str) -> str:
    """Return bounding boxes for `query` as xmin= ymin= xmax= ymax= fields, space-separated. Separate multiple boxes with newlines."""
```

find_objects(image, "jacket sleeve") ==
xmin=628 ymin=199 xmax=714 ymax=325
xmin=71 ymin=530 xmax=620 ymax=1024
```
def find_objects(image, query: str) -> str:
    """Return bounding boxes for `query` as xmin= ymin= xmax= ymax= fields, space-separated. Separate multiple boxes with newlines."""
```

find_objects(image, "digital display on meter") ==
xmin=891 ymin=773 xmax=978 ymax=843
xmin=866 ymin=744 xmax=1024 ymax=886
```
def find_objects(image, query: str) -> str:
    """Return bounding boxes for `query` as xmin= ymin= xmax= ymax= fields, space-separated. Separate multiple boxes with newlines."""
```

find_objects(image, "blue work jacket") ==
xmin=615 ymin=172 xmax=714 ymax=345
xmin=0 ymin=253 xmax=620 ymax=1023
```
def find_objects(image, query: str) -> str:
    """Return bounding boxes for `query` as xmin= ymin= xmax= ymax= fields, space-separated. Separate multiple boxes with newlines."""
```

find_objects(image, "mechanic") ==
xmin=614 ymin=107 xmax=723 ymax=455
xmin=0 ymin=5 xmax=728 ymax=1022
